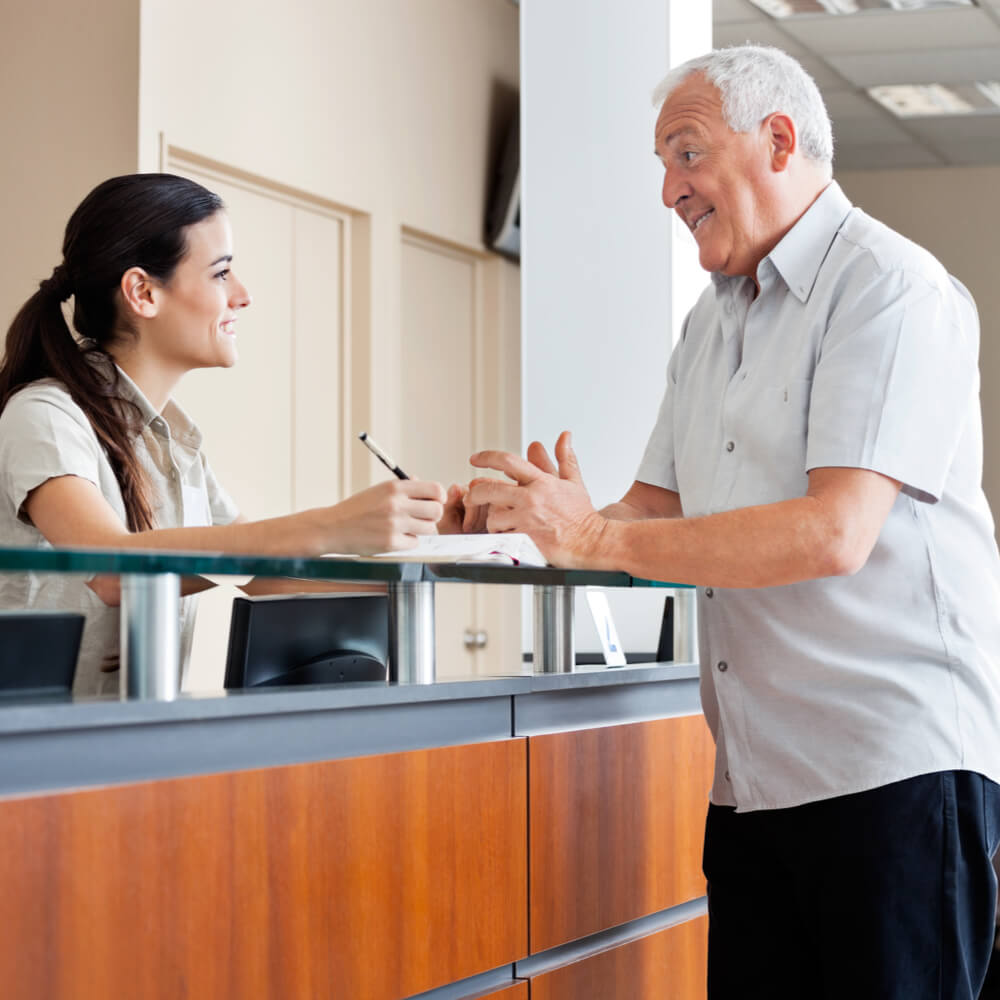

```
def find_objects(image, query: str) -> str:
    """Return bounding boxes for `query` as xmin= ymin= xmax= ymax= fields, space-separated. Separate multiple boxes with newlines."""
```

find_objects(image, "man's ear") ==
xmin=119 ymin=267 xmax=159 ymax=319
xmin=765 ymin=112 xmax=797 ymax=172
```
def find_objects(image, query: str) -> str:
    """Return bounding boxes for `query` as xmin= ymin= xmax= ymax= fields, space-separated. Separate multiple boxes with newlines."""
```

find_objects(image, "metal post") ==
xmin=388 ymin=581 xmax=436 ymax=684
xmin=672 ymin=588 xmax=699 ymax=664
xmin=120 ymin=573 xmax=181 ymax=700
xmin=533 ymin=585 xmax=575 ymax=673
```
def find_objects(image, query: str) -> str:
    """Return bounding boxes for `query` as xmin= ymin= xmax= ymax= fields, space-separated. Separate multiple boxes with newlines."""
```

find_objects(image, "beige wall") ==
xmin=838 ymin=166 xmax=1000 ymax=520
xmin=0 ymin=0 xmax=140 ymax=326
xmin=139 ymin=0 xmax=520 ymax=459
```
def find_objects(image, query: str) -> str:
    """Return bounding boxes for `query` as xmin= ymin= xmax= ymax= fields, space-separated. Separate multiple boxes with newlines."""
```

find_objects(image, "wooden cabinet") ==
xmin=0 ymin=739 xmax=527 ymax=1000
xmin=529 ymin=715 xmax=714 ymax=952
xmin=0 ymin=707 xmax=712 ymax=999
xmin=529 ymin=916 xmax=709 ymax=1000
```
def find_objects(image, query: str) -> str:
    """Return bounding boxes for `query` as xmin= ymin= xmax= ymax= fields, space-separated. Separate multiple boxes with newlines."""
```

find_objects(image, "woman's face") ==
xmin=142 ymin=211 xmax=252 ymax=374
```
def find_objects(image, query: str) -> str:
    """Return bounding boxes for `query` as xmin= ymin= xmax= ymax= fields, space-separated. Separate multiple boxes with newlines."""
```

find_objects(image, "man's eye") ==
xmin=681 ymin=151 xmax=697 ymax=163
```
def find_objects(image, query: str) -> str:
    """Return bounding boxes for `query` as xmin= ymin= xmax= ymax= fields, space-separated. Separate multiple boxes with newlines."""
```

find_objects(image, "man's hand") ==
xmin=468 ymin=431 xmax=607 ymax=567
xmin=437 ymin=484 xmax=490 ymax=535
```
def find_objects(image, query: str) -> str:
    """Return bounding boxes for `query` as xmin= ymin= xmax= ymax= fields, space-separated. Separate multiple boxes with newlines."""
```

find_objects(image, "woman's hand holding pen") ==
xmin=321 ymin=478 xmax=446 ymax=554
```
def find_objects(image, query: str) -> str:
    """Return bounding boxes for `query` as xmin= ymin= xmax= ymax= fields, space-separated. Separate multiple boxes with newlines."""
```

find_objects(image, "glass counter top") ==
xmin=0 ymin=544 xmax=690 ymax=589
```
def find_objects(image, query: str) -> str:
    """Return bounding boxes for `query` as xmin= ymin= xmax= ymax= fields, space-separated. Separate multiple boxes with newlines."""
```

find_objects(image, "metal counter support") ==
xmin=388 ymin=580 xmax=436 ymax=684
xmin=672 ymin=589 xmax=698 ymax=664
xmin=533 ymin=585 xmax=575 ymax=673
xmin=120 ymin=573 xmax=181 ymax=700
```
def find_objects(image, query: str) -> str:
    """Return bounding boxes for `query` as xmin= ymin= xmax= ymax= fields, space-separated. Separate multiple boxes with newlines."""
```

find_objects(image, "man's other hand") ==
xmin=468 ymin=431 xmax=607 ymax=567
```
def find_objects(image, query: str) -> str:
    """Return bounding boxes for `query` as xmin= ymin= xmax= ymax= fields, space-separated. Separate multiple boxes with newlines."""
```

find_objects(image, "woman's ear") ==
xmin=766 ymin=112 xmax=797 ymax=172
xmin=119 ymin=267 xmax=158 ymax=319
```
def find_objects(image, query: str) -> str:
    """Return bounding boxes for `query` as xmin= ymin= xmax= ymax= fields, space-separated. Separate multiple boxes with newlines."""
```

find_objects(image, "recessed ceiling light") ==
xmin=867 ymin=82 xmax=1000 ymax=116
xmin=748 ymin=0 xmax=975 ymax=17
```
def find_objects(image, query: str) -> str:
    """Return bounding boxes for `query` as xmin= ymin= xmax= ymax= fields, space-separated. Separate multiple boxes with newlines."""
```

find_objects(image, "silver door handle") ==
xmin=463 ymin=629 xmax=488 ymax=650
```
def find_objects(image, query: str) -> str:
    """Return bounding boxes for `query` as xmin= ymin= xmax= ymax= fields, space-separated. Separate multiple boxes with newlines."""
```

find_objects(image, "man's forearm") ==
xmin=591 ymin=495 xmax=852 ymax=588
xmin=599 ymin=500 xmax=658 ymax=522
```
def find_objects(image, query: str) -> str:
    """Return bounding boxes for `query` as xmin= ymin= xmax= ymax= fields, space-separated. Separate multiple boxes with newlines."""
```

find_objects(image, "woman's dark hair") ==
xmin=0 ymin=173 xmax=224 ymax=531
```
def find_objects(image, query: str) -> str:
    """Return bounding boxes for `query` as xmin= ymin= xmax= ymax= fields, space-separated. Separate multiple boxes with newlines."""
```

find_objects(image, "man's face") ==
xmin=654 ymin=73 xmax=775 ymax=280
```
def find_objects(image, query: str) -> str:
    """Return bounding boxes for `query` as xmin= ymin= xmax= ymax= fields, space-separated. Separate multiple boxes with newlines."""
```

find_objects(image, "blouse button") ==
xmin=717 ymin=660 xmax=728 ymax=673
xmin=725 ymin=441 xmax=735 ymax=452
xmin=705 ymin=588 xmax=714 ymax=598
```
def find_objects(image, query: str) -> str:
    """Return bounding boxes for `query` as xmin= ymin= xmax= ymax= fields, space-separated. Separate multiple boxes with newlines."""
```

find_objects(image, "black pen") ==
xmin=358 ymin=432 xmax=410 ymax=480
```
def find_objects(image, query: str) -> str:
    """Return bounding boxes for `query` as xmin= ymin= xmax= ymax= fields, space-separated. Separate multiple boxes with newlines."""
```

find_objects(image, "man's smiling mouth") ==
xmin=691 ymin=209 xmax=715 ymax=233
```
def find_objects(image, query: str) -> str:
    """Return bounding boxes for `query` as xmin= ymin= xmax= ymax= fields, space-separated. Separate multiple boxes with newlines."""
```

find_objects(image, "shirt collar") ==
xmin=113 ymin=365 xmax=203 ymax=449
xmin=766 ymin=181 xmax=853 ymax=304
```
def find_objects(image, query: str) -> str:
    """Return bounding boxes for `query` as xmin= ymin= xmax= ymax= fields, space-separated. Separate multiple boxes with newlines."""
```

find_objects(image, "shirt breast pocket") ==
xmin=744 ymin=379 xmax=813 ymax=501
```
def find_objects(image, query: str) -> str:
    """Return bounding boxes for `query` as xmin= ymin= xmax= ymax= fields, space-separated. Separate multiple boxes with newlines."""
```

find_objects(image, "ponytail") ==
xmin=0 ymin=173 xmax=225 ymax=533
xmin=0 ymin=273 xmax=155 ymax=531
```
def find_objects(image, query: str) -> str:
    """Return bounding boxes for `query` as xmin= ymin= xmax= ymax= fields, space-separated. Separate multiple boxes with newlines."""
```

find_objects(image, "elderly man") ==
xmin=469 ymin=46 xmax=1000 ymax=1000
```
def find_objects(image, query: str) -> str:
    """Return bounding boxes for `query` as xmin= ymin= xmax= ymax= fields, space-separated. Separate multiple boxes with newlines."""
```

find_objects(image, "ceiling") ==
xmin=713 ymin=0 xmax=1000 ymax=169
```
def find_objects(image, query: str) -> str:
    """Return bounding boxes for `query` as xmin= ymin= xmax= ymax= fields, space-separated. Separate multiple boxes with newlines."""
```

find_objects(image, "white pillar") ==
xmin=520 ymin=0 xmax=712 ymax=654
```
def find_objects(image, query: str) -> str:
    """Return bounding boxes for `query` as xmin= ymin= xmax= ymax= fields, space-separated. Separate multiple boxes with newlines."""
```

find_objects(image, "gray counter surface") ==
xmin=0 ymin=662 xmax=702 ymax=796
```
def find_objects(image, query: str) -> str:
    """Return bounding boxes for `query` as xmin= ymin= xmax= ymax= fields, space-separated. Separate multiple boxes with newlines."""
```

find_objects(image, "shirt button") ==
xmin=725 ymin=441 xmax=735 ymax=452
xmin=705 ymin=587 xmax=714 ymax=598
xmin=724 ymin=770 xmax=731 ymax=782
xmin=717 ymin=660 xmax=728 ymax=672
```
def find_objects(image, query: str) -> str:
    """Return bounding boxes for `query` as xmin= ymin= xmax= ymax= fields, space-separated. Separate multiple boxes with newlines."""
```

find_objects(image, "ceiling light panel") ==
xmin=869 ymin=83 xmax=972 ymax=114
xmin=748 ymin=0 xmax=975 ymax=16
xmin=868 ymin=81 xmax=1000 ymax=115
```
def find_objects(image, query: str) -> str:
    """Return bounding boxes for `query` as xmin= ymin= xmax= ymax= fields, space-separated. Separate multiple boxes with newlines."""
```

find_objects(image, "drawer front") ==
xmin=0 ymin=738 xmax=528 ymax=1000
xmin=530 ymin=915 xmax=709 ymax=1000
xmin=529 ymin=714 xmax=713 ymax=952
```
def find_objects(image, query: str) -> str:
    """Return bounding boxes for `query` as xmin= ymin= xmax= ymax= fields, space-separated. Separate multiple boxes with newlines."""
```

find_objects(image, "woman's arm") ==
xmin=24 ymin=473 xmax=446 ymax=557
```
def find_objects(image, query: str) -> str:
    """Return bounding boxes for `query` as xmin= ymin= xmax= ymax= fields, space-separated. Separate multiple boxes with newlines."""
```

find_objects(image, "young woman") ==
xmin=0 ymin=173 xmax=452 ymax=694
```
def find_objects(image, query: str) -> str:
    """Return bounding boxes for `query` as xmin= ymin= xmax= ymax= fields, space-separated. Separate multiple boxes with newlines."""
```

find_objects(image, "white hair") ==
xmin=652 ymin=45 xmax=834 ymax=168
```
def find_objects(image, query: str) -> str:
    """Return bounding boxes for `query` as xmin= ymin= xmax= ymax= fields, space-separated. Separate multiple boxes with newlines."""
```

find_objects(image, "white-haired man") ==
xmin=469 ymin=45 xmax=1000 ymax=999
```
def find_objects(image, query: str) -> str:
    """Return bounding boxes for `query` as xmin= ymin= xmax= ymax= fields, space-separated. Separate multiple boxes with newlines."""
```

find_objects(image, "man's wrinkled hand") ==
xmin=468 ymin=431 xmax=608 ymax=568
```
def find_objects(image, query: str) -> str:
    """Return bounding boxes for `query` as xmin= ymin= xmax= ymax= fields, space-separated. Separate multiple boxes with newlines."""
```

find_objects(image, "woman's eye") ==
xmin=215 ymin=269 xmax=230 ymax=281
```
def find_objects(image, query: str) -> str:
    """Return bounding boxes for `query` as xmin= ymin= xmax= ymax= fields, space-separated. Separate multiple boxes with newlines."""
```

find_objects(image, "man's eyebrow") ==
xmin=658 ymin=125 xmax=698 ymax=150
xmin=207 ymin=254 xmax=233 ymax=268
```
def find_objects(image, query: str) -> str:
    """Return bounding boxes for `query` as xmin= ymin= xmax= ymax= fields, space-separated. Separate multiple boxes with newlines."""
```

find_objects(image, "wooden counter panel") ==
xmin=529 ymin=715 xmax=713 ymax=952
xmin=530 ymin=915 xmax=708 ymax=1000
xmin=0 ymin=739 xmax=527 ymax=1000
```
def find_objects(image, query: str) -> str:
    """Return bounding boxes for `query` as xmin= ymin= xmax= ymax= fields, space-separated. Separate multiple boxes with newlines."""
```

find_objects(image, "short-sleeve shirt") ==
xmin=0 ymin=367 xmax=239 ymax=695
xmin=637 ymin=181 xmax=1000 ymax=812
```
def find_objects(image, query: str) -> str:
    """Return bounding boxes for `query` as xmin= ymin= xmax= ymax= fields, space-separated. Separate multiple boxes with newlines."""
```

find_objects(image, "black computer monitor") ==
xmin=0 ymin=610 xmax=84 ymax=697
xmin=223 ymin=593 xmax=388 ymax=689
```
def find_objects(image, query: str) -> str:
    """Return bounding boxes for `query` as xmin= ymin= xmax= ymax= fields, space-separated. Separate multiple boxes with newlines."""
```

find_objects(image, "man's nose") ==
xmin=661 ymin=170 xmax=690 ymax=210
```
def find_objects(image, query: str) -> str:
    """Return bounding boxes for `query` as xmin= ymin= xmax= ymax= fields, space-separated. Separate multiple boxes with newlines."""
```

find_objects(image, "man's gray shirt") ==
xmin=638 ymin=181 xmax=1000 ymax=811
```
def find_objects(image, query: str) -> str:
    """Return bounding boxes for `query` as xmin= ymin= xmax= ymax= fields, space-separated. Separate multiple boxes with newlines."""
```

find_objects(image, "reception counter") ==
xmin=0 ymin=666 xmax=711 ymax=999
xmin=0 ymin=548 xmax=710 ymax=999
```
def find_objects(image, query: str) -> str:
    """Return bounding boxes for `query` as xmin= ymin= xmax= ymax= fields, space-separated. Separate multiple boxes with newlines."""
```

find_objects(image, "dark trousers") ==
xmin=703 ymin=770 xmax=1000 ymax=1000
